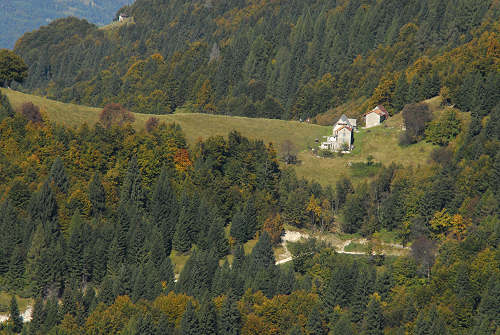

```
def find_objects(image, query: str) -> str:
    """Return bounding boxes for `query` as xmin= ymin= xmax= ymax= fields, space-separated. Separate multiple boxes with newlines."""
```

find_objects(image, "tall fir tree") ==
xmin=248 ymin=232 xmax=275 ymax=272
xmin=230 ymin=197 xmax=258 ymax=243
xmin=29 ymin=297 xmax=45 ymax=335
xmin=219 ymin=293 xmax=241 ymax=335
xmin=9 ymin=295 xmax=23 ymax=333
xmin=48 ymin=157 xmax=69 ymax=194
xmin=173 ymin=192 xmax=196 ymax=252
xmin=150 ymin=167 xmax=178 ymax=255
xmin=362 ymin=295 xmax=384 ymax=335
xmin=121 ymin=156 xmax=146 ymax=209
xmin=198 ymin=298 xmax=218 ymax=335
xmin=393 ymin=72 xmax=409 ymax=112
xmin=351 ymin=265 xmax=375 ymax=323
xmin=88 ymin=172 xmax=106 ymax=219
xmin=26 ymin=224 xmax=50 ymax=297
xmin=306 ymin=305 xmax=325 ymax=335
xmin=180 ymin=301 xmax=200 ymax=335
xmin=28 ymin=180 xmax=58 ymax=226
xmin=331 ymin=314 xmax=354 ymax=335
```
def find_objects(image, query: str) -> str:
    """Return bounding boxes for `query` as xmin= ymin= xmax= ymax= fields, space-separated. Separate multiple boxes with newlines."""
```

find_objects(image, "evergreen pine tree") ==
xmin=26 ymin=224 xmax=50 ymax=297
xmin=48 ymin=157 xmax=69 ymax=193
xmin=207 ymin=216 xmax=229 ymax=258
xmin=232 ymin=244 xmax=245 ymax=272
xmin=88 ymin=172 xmax=106 ymax=219
xmin=230 ymin=198 xmax=258 ymax=243
xmin=351 ymin=266 xmax=375 ymax=323
xmin=249 ymin=232 xmax=275 ymax=271
xmin=99 ymin=276 xmax=115 ymax=305
xmin=132 ymin=265 xmax=147 ymax=302
xmin=0 ymin=200 xmax=20 ymax=275
xmin=173 ymin=193 xmax=196 ymax=252
xmin=276 ymin=267 xmax=296 ymax=295
xmin=43 ymin=296 xmax=60 ymax=332
xmin=362 ymin=295 xmax=384 ymax=335
xmin=150 ymin=168 xmax=178 ymax=255
xmin=306 ymin=305 xmax=325 ymax=335
xmin=156 ymin=314 xmax=174 ymax=335
xmin=331 ymin=314 xmax=354 ymax=335
xmin=176 ymin=250 xmax=218 ymax=298
xmin=28 ymin=180 xmax=58 ymax=225
xmin=211 ymin=261 xmax=232 ymax=297
xmin=198 ymin=298 xmax=217 ymax=335
xmin=375 ymin=270 xmax=393 ymax=301
xmin=173 ymin=220 xmax=192 ymax=253
xmin=67 ymin=211 xmax=86 ymax=284
xmin=29 ymin=297 xmax=45 ymax=335
xmin=0 ymin=90 xmax=14 ymax=121
xmin=230 ymin=208 xmax=247 ymax=243
xmin=114 ymin=264 xmax=133 ymax=297
xmin=159 ymin=257 xmax=175 ymax=292
xmin=121 ymin=156 xmax=146 ymax=209
xmin=83 ymin=285 xmax=96 ymax=317
xmin=7 ymin=245 xmax=25 ymax=289
xmin=393 ymin=72 xmax=409 ymax=112
xmin=219 ymin=294 xmax=241 ymax=335
xmin=9 ymin=295 xmax=23 ymax=333
xmin=180 ymin=301 xmax=200 ymax=335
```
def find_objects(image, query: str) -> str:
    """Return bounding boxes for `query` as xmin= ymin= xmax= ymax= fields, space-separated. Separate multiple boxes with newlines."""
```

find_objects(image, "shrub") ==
xmin=430 ymin=147 xmax=453 ymax=165
xmin=19 ymin=102 xmax=42 ymax=123
xmin=99 ymin=103 xmax=135 ymax=129
xmin=401 ymin=103 xmax=432 ymax=143
xmin=318 ymin=149 xmax=334 ymax=158
xmin=425 ymin=109 xmax=461 ymax=146
xmin=145 ymin=116 xmax=159 ymax=133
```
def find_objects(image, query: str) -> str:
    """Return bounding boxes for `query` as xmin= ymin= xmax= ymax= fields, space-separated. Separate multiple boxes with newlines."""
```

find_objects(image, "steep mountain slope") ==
xmin=0 ymin=0 xmax=130 ymax=49
xmin=12 ymin=0 xmax=499 ymax=120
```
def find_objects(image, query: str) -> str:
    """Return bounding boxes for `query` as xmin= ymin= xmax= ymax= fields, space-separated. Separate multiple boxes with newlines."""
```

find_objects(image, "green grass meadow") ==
xmin=2 ymin=88 xmax=437 ymax=186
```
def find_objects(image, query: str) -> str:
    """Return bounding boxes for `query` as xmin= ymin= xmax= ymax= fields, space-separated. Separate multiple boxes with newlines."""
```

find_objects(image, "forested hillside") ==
xmin=0 ymin=0 xmax=130 ymax=49
xmin=13 ymin=0 xmax=499 ymax=121
xmin=1 ymin=0 xmax=500 ymax=334
xmin=1 ymin=73 xmax=499 ymax=333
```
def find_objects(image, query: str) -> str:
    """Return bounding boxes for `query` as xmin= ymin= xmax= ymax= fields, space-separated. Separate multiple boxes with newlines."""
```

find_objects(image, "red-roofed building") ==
xmin=365 ymin=105 xmax=389 ymax=128
xmin=319 ymin=114 xmax=354 ymax=151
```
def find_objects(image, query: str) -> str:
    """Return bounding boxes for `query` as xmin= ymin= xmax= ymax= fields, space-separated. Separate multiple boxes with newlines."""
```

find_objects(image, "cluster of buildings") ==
xmin=319 ymin=105 xmax=389 ymax=152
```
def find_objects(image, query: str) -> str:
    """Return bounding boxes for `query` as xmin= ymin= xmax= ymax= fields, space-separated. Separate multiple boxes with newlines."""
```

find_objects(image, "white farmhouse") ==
xmin=118 ymin=13 xmax=129 ymax=22
xmin=364 ymin=105 xmax=389 ymax=128
xmin=320 ymin=114 xmax=355 ymax=151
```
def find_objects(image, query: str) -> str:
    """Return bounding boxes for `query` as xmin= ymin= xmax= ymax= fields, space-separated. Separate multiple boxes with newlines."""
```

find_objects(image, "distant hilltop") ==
xmin=0 ymin=0 xmax=130 ymax=49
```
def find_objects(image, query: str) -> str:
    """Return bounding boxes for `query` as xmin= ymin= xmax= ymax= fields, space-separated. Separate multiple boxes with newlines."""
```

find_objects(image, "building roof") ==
xmin=364 ymin=105 xmax=389 ymax=118
xmin=335 ymin=125 xmax=352 ymax=133
xmin=338 ymin=114 xmax=350 ymax=124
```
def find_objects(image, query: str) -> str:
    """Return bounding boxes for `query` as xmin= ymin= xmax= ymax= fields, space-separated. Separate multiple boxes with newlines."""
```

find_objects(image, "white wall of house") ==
xmin=365 ymin=112 xmax=381 ymax=128
xmin=337 ymin=128 xmax=352 ymax=148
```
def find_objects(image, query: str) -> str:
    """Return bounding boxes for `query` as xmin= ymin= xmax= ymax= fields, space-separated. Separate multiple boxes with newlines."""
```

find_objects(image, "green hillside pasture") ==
xmin=2 ymin=89 xmax=436 ymax=186
xmin=1 ymin=89 xmax=328 ymax=152
xmin=294 ymin=112 xmax=436 ymax=186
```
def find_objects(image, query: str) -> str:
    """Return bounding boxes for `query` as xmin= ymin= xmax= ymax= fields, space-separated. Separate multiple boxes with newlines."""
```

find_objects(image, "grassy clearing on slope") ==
xmin=2 ymin=89 xmax=438 ymax=187
xmin=294 ymin=112 xmax=436 ymax=186
xmin=2 ymin=88 xmax=101 ymax=127
xmin=1 ymin=89 xmax=327 ymax=152
xmin=0 ymin=292 xmax=32 ymax=313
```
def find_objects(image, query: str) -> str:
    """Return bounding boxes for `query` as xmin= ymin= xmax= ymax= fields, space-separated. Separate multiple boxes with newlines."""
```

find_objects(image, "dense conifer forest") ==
xmin=13 ymin=0 xmax=499 ymax=120
xmin=0 ymin=0 xmax=499 ymax=334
